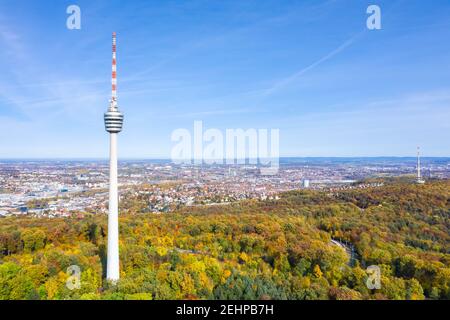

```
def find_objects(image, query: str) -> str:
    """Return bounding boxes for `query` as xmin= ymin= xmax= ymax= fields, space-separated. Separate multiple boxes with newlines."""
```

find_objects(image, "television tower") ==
xmin=416 ymin=146 xmax=425 ymax=184
xmin=104 ymin=32 xmax=123 ymax=281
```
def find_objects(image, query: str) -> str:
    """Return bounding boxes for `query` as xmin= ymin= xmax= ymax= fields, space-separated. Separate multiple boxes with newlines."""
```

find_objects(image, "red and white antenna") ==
xmin=111 ymin=32 xmax=117 ymax=107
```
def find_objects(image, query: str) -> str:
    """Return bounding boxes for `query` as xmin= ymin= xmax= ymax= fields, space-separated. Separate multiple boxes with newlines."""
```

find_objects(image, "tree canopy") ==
xmin=0 ymin=179 xmax=449 ymax=300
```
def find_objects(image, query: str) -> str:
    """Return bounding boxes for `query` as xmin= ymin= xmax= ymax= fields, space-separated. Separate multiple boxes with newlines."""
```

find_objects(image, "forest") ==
xmin=0 ymin=179 xmax=449 ymax=300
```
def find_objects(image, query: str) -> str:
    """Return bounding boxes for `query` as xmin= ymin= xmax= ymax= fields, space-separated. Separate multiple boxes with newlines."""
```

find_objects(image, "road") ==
xmin=330 ymin=239 xmax=357 ymax=266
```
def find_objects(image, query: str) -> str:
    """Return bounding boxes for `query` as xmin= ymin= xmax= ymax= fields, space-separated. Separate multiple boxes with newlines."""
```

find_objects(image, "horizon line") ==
xmin=0 ymin=156 xmax=449 ymax=161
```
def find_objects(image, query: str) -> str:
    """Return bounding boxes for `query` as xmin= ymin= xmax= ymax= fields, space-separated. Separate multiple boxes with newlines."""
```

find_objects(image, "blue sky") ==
xmin=0 ymin=0 xmax=449 ymax=158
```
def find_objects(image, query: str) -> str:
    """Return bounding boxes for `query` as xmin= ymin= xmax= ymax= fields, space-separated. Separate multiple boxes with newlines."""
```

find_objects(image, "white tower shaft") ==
xmin=107 ymin=133 xmax=119 ymax=281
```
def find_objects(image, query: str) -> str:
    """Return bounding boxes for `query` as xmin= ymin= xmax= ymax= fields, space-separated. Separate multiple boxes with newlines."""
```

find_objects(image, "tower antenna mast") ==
xmin=416 ymin=146 xmax=425 ymax=184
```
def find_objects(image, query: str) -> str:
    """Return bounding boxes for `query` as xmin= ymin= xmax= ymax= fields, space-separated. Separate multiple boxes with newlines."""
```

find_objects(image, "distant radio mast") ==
xmin=104 ymin=32 xmax=124 ymax=282
xmin=416 ymin=146 xmax=425 ymax=184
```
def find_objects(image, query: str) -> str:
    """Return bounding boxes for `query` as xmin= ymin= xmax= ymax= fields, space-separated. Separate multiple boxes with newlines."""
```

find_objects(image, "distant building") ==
xmin=19 ymin=206 xmax=28 ymax=213
xmin=302 ymin=179 xmax=310 ymax=188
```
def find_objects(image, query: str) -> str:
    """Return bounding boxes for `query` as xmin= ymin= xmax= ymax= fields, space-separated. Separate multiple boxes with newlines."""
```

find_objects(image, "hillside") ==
xmin=0 ymin=180 xmax=449 ymax=300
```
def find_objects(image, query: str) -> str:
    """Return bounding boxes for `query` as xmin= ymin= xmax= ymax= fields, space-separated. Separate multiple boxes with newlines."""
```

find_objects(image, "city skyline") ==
xmin=1 ymin=0 xmax=450 ymax=158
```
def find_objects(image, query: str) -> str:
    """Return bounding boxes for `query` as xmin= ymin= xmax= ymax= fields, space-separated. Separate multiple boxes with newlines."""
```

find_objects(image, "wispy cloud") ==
xmin=0 ymin=22 xmax=25 ymax=59
xmin=0 ymin=25 xmax=105 ymax=123
xmin=281 ymin=88 xmax=450 ymax=128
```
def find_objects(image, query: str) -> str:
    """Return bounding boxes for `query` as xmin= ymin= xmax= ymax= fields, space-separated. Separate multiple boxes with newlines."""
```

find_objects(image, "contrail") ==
xmin=264 ymin=30 xmax=365 ymax=96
